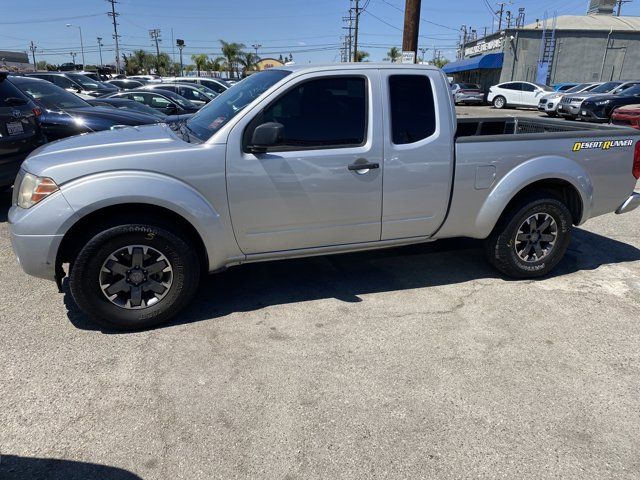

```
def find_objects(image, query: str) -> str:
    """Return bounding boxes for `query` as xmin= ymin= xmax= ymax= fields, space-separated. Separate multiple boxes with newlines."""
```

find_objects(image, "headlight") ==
xmin=17 ymin=173 xmax=59 ymax=209
xmin=595 ymin=99 xmax=611 ymax=106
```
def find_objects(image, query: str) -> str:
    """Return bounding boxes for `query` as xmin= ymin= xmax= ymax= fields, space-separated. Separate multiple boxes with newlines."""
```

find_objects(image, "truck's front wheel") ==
xmin=484 ymin=195 xmax=572 ymax=278
xmin=69 ymin=224 xmax=200 ymax=330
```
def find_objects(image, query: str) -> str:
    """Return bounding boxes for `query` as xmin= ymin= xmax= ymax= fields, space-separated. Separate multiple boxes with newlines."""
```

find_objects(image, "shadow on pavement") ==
xmin=64 ymin=227 xmax=640 ymax=332
xmin=0 ymin=189 xmax=11 ymax=222
xmin=0 ymin=454 xmax=143 ymax=480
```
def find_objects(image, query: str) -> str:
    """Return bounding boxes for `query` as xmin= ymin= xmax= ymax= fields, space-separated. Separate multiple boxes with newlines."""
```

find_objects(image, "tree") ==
xmin=354 ymin=50 xmax=369 ymax=62
xmin=384 ymin=47 xmax=401 ymax=63
xmin=433 ymin=57 xmax=450 ymax=69
xmin=238 ymin=51 xmax=259 ymax=75
xmin=191 ymin=53 xmax=209 ymax=76
xmin=184 ymin=64 xmax=196 ymax=74
xmin=36 ymin=60 xmax=49 ymax=71
xmin=219 ymin=40 xmax=245 ymax=78
xmin=208 ymin=57 xmax=225 ymax=76
xmin=156 ymin=52 xmax=172 ymax=76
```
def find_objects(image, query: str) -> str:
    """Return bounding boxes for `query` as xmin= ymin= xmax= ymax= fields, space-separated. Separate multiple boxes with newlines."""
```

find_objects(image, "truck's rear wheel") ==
xmin=69 ymin=224 xmax=200 ymax=330
xmin=493 ymin=96 xmax=506 ymax=109
xmin=484 ymin=194 xmax=572 ymax=278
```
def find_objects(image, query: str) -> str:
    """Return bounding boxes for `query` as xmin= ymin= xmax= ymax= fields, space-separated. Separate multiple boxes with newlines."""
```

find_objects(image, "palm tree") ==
xmin=354 ymin=50 xmax=369 ymax=62
xmin=238 ymin=52 xmax=259 ymax=75
xmin=219 ymin=40 xmax=245 ymax=79
xmin=191 ymin=53 xmax=209 ymax=77
xmin=385 ymin=47 xmax=401 ymax=63
xmin=131 ymin=49 xmax=153 ymax=74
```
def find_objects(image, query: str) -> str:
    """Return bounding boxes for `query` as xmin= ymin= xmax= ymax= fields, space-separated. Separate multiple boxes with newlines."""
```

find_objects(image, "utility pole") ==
xmin=107 ymin=0 xmax=121 ymax=74
xmin=177 ymin=39 xmax=185 ymax=76
xmin=342 ymin=8 xmax=354 ymax=62
xmin=496 ymin=1 xmax=512 ymax=31
xmin=149 ymin=29 xmax=162 ymax=74
xmin=352 ymin=0 xmax=362 ymax=62
xmin=97 ymin=37 xmax=104 ymax=68
xmin=460 ymin=25 xmax=468 ymax=59
xmin=29 ymin=41 xmax=37 ymax=70
xmin=70 ymin=51 xmax=77 ymax=66
xmin=402 ymin=0 xmax=422 ymax=63
xmin=615 ymin=0 xmax=632 ymax=16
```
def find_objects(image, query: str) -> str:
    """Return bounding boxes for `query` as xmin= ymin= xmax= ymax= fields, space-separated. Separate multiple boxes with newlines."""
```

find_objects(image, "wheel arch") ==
xmin=476 ymin=156 xmax=592 ymax=238
xmin=57 ymin=203 xmax=210 ymax=274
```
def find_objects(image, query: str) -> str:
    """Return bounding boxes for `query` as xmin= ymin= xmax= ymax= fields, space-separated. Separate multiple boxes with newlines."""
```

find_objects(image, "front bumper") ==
xmin=579 ymin=105 xmax=609 ymax=122
xmin=557 ymin=103 xmax=581 ymax=117
xmin=8 ymin=190 xmax=78 ymax=281
xmin=616 ymin=192 xmax=640 ymax=215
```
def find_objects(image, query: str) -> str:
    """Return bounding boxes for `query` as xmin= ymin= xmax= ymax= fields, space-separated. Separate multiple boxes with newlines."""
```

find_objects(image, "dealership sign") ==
xmin=464 ymin=38 xmax=504 ymax=57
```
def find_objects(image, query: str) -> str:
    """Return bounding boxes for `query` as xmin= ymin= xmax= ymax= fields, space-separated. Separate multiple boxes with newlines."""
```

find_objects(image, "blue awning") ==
xmin=442 ymin=53 xmax=504 ymax=74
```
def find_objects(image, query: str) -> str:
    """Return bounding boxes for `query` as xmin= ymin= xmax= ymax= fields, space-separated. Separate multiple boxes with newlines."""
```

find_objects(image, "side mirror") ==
xmin=250 ymin=122 xmax=284 ymax=153
xmin=166 ymin=103 xmax=178 ymax=114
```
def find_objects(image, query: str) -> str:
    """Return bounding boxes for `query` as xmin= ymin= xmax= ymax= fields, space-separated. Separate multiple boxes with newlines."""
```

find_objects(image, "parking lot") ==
xmin=1 ymin=112 xmax=640 ymax=479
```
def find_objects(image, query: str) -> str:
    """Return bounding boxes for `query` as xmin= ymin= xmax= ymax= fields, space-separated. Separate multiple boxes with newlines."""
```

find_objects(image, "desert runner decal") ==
xmin=572 ymin=139 xmax=634 ymax=152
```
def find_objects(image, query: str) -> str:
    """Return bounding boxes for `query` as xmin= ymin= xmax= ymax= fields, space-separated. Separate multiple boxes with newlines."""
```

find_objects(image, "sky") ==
xmin=2 ymin=0 xmax=640 ymax=67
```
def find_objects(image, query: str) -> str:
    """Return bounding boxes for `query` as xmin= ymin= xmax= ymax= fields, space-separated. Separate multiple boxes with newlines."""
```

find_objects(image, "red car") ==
xmin=611 ymin=104 xmax=640 ymax=130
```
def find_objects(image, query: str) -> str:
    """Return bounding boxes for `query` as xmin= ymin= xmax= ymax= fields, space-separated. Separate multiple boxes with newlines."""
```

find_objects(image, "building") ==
xmin=0 ymin=50 xmax=32 ymax=72
xmin=444 ymin=1 xmax=640 ymax=91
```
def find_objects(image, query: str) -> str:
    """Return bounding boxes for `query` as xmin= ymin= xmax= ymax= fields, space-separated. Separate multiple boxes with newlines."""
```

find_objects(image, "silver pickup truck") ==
xmin=9 ymin=64 xmax=640 ymax=330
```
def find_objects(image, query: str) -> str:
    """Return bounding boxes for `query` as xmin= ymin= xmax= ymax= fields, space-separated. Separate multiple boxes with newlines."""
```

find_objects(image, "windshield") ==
xmin=590 ymin=82 xmax=621 ymax=93
xmin=158 ymin=89 xmax=198 ymax=109
xmin=621 ymin=85 xmax=640 ymax=96
xmin=186 ymin=69 xmax=291 ymax=142
xmin=67 ymin=73 xmax=101 ymax=90
xmin=105 ymin=99 xmax=166 ymax=119
xmin=12 ymin=77 xmax=90 ymax=110
xmin=459 ymin=83 xmax=480 ymax=89
xmin=565 ymin=83 xmax=591 ymax=93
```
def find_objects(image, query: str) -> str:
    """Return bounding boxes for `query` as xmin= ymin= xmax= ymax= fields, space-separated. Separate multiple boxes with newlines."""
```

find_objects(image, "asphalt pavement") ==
xmin=1 ymin=134 xmax=639 ymax=479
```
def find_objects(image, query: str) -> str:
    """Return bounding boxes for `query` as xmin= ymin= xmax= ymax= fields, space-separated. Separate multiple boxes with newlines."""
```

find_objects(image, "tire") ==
xmin=493 ymin=95 xmax=506 ymax=109
xmin=546 ymin=112 xmax=557 ymax=118
xmin=484 ymin=194 xmax=572 ymax=279
xmin=69 ymin=224 xmax=200 ymax=330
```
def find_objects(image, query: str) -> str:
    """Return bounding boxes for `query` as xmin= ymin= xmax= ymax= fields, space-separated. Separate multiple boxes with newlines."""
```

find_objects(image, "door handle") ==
xmin=348 ymin=162 xmax=379 ymax=171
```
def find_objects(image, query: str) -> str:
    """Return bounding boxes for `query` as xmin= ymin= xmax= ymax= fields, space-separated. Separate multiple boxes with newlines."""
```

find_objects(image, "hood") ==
xmin=65 ymin=106 xmax=160 ymax=126
xmin=582 ymin=93 xmax=623 ymax=104
xmin=22 ymin=123 xmax=193 ymax=184
xmin=615 ymin=104 xmax=640 ymax=113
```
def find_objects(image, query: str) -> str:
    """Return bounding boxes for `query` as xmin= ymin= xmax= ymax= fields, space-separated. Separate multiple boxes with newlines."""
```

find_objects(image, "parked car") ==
xmin=8 ymin=64 xmax=640 ymax=330
xmin=9 ymin=76 xmax=161 ymax=141
xmin=104 ymin=89 xmax=200 ymax=115
xmin=127 ymin=75 xmax=162 ymax=84
xmin=141 ymin=82 xmax=218 ymax=106
xmin=26 ymin=72 xmax=114 ymax=98
xmin=0 ymin=72 xmax=45 ymax=189
xmin=487 ymin=81 xmax=554 ymax=109
xmin=579 ymin=84 xmax=640 ymax=122
xmin=105 ymin=79 xmax=144 ymax=90
xmin=538 ymin=83 xmax=598 ymax=117
xmin=557 ymin=81 xmax=640 ymax=119
xmin=163 ymin=76 xmax=230 ymax=94
xmin=552 ymin=83 xmax=580 ymax=92
xmin=611 ymin=104 xmax=640 ymax=130
xmin=450 ymin=83 xmax=484 ymax=105
xmin=88 ymin=97 xmax=193 ymax=126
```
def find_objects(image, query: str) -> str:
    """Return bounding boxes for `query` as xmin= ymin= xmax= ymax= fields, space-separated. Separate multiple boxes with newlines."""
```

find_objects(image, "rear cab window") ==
xmin=388 ymin=74 xmax=436 ymax=145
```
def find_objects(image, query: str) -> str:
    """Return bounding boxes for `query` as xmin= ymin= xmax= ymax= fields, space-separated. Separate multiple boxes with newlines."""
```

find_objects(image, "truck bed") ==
xmin=456 ymin=116 xmax=622 ymax=140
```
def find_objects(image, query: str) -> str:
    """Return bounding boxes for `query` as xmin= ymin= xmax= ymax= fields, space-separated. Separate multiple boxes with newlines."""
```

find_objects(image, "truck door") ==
xmin=379 ymin=70 xmax=455 ymax=240
xmin=226 ymin=71 xmax=384 ymax=254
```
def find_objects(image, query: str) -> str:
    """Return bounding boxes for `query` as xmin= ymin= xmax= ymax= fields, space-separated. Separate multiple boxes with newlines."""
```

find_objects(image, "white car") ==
xmin=537 ymin=83 xmax=599 ymax=117
xmin=163 ymin=76 xmax=230 ymax=95
xmin=487 ymin=81 xmax=554 ymax=109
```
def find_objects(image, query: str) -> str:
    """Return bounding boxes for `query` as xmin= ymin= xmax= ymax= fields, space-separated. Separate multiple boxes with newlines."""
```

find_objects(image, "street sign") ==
xmin=401 ymin=51 xmax=416 ymax=64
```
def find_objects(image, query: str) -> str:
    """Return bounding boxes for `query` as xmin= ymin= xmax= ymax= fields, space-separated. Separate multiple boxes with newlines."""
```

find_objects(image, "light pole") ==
xmin=66 ymin=24 xmax=85 ymax=68
xmin=419 ymin=47 xmax=429 ymax=63
xmin=176 ymin=39 xmax=185 ymax=76
xmin=252 ymin=42 xmax=262 ymax=58
xmin=97 ymin=37 xmax=104 ymax=68
xmin=70 ymin=51 xmax=77 ymax=66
